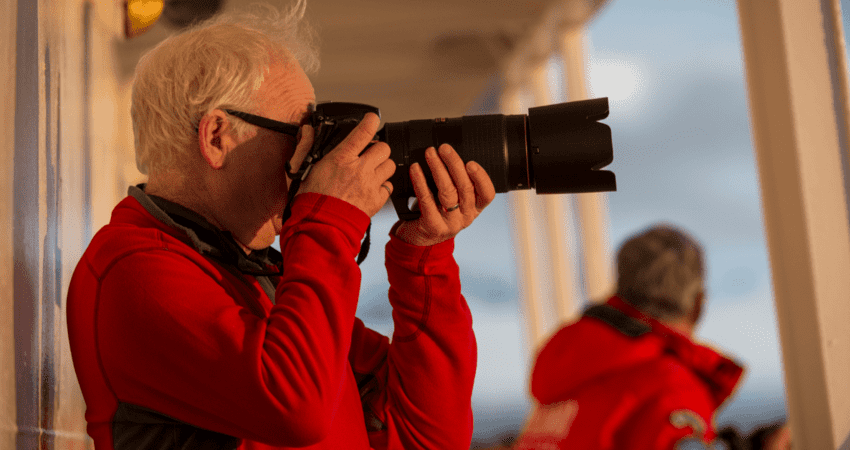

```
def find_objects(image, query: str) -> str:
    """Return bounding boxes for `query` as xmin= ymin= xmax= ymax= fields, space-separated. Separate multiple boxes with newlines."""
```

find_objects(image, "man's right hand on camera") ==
xmin=292 ymin=113 xmax=395 ymax=217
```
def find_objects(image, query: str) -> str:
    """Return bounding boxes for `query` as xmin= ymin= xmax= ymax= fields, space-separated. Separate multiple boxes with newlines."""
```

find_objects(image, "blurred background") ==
xmin=356 ymin=1 xmax=824 ymax=445
xmin=2 ymin=0 xmax=849 ymax=448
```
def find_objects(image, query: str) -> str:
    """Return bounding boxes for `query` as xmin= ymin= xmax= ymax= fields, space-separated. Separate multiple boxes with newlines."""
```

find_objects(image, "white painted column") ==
xmin=1 ymin=0 xmax=18 ymax=447
xmin=503 ymin=86 xmax=550 ymax=348
xmin=55 ymin=1 xmax=109 ymax=447
xmin=736 ymin=0 xmax=850 ymax=447
xmin=559 ymin=27 xmax=615 ymax=303
xmin=2 ymin=0 xmax=123 ymax=447
xmin=11 ymin=0 xmax=50 ymax=446
xmin=89 ymin=0 xmax=128 ymax=233
xmin=529 ymin=61 xmax=581 ymax=325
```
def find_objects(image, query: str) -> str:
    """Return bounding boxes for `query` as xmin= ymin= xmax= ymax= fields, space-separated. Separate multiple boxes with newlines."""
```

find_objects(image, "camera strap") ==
xmin=281 ymin=158 xmax=372 ymax=266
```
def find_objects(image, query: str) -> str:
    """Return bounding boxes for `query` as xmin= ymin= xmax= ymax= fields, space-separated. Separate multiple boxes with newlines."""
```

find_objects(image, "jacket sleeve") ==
xmin=351 ymin=234 xmax=477 ymax=450
xmin=94 ymin=193 xmax=368 ymax=447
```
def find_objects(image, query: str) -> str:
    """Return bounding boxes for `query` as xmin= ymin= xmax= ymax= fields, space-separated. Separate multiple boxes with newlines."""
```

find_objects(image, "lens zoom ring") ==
xmin=460 ymin=115 xmax=509 ymax=192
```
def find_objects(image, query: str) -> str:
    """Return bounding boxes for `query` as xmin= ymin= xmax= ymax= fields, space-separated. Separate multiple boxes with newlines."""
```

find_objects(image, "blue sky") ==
xmin=349 ymin=0 xmax=850 ymax=441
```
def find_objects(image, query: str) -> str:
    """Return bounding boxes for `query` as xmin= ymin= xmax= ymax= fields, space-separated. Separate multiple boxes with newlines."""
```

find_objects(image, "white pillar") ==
xmin=55 ymin=1 xmax=111 ymax=447
xmin=89 ymin=0 xmax=128 ymax=233
xmin=1 ymin=0 xmax=19 ymax=446
xmin=559 ymin=27 xmax=615 ymax=303
xmin=529 ymin=61 xmax=581 ymax=324
xmin=503 ymin=86 xmax=550 ymax=349
xmin=11 ymin=0 xmax=49 ymax=446
xmin=3 ymin=0 xmax=121 ymax=447
xmin=737 ymin=0 xmax=850 ymax=447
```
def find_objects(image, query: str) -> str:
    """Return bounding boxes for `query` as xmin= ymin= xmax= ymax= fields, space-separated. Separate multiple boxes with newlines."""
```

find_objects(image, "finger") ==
xmin=289 ymin=124 xmax=315 ymax=174
xmin=332 ymin=112 xmax=381 ymax=158
xmin=409 ymin=162 xmax=441 ymax=219
xmin=374 ymin=157 xmax=396 ymax=183
xmin=380 ymin=181 xmax=393 ymax=197
xmin=437 ymin=144 xmax=475 ymax=213
xmin=359 ymin=141 xmax=392 ymax=168
xmin=466 ymin=160 xmax=496 ymax=211
xmin=424 ymin=147 xmax=459 ymax=210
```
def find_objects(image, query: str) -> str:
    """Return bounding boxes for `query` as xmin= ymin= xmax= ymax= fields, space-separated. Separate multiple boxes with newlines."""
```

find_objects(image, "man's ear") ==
xmin=198 ymin=109 xmax=238 ymax=169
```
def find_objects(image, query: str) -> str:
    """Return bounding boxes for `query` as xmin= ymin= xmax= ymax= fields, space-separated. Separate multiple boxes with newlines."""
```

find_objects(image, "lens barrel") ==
xmin=380 ymin=115 xmax=528 ymax=194
xmin=377 ymin=97 xmax=616 ymax=220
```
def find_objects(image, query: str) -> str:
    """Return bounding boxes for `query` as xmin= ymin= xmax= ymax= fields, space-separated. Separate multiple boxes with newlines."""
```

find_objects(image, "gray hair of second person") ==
xmin=615 ymin=224 xmax=705 ymax=322
xmin=131 ymin=0 xmax=319 ymax=181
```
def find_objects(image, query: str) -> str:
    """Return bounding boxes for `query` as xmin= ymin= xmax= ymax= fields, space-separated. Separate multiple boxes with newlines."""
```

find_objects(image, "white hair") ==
xmin=616 ymin=224 xmax=705 ymax=321
xmin=131 ymin=1 xmax=319 ymax=178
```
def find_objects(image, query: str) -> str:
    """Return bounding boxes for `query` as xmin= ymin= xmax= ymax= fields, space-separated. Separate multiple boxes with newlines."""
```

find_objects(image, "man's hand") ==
xmin=394 ymin=143 xmax=496 ymax=246
xmin=292 ymin=113 xmax=395 ymax=218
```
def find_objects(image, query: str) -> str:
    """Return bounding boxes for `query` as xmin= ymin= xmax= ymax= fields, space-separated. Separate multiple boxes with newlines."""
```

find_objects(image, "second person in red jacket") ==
xmin=514 ymin=224 xmax=744 ymax=450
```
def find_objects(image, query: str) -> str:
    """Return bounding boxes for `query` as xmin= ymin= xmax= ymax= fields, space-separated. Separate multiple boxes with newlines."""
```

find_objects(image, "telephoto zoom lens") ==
xmin=378 ymin=97 xmax=615 ymax=220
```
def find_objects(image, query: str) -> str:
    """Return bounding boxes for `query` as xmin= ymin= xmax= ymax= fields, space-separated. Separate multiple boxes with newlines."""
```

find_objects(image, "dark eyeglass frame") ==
xmin=223 ymin=109 xmax=301 ymax=137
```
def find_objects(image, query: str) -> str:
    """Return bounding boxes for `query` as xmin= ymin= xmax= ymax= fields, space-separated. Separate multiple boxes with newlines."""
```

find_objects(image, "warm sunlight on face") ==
xmin=588 ymin=59 xmax=641 ymax=103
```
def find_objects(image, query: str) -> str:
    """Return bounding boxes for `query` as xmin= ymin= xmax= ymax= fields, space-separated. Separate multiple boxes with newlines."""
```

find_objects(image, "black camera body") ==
xmin=305 ymin=98 xmax=616 ymax=220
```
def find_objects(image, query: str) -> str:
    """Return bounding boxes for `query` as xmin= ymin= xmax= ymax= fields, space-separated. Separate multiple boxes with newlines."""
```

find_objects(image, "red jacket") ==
xmin=67 ymin=187 xmax=476 ymax=449
xmin=514 ymin=296 xmax=743 ymax=450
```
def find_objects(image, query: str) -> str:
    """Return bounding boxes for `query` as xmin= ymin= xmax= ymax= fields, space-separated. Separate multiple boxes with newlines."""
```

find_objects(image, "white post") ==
xmin=559 ymin=27 xmax=615 ymax=304
xmin=529 ymin=61 xmax=581 ymax=325
xmin=503 ymin=85 xmax=550 ymax=349
xmin=2 ymin=0 xmax=115 ymax=447
xmin=89 ymin=0 xmax=127 ymax=233
xmin=54 ymin=0 xmax=106 ymax=447
xmin=1 ymin=0 xmax=18 ymax=446
xmin=736 ymin=0 xmax=850 ymax=447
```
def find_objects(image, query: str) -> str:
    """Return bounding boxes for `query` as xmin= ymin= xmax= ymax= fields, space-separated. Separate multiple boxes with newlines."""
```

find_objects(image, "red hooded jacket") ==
xmin=514 ymin=296 xmax=743 ymax=449
xmin=67 ymin=187 xmax=476 ymax=450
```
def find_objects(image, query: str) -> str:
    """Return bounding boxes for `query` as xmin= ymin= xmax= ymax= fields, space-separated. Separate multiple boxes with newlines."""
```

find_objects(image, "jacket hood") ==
xmin=530 ymin=296 xmax=743 ymax=409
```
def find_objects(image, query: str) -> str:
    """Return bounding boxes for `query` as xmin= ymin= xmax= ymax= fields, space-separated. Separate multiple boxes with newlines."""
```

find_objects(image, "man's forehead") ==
xmin=258 ymin=58 xmax=315 ymax=123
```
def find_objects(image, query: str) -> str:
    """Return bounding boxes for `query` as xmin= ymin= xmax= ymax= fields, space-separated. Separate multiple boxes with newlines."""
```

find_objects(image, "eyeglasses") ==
xmin=223 ymin=109 xmax=301 ymax=137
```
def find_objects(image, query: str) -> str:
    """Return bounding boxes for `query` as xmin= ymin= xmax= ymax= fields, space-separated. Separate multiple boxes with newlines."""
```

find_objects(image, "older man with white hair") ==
xmin=514 ymin=224 xmax=746 ymax=450
xmin=66 ymin=2 xmax=494 ymax=449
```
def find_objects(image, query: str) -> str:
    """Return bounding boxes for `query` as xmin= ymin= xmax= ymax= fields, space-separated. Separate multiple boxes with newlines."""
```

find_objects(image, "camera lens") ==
xmin=377 ymin=97 xmax=616 ymax=220
xmin=380 ymin=115 xmax=529 ymax=195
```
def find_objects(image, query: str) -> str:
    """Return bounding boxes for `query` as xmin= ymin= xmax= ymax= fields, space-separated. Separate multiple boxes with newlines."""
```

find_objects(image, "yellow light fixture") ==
xmin=125 ymin=0 xmax=164 ymax=38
